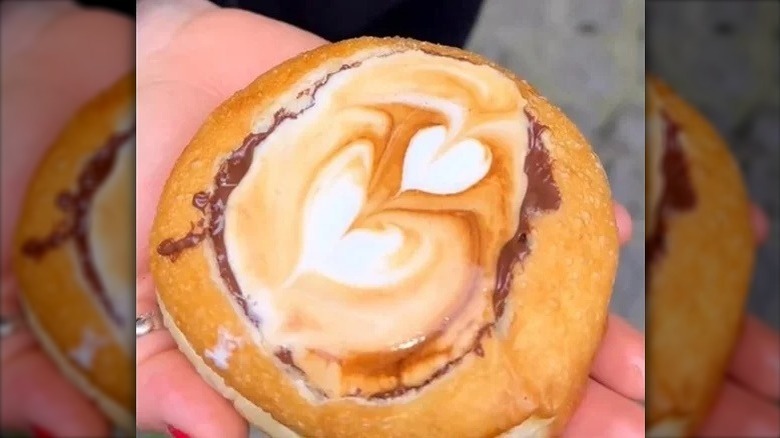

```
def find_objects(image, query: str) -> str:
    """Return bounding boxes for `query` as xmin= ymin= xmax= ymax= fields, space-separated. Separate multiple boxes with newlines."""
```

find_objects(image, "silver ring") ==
xmin=136 ymin=308 xmax=163 ymax=337
xmin=0 ymin=314 xmax=26 ymax=338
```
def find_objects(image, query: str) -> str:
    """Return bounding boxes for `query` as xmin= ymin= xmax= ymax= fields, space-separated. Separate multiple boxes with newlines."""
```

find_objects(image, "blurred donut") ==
xmin=646 ymin=75 xmax=754 ymax=437
xmin=12 ymin=74 xmax=135 ymax=430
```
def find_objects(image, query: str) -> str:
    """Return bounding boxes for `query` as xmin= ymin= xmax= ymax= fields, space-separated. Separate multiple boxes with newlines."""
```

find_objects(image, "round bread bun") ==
xmin=150 ymin=37 xmax=618 ymax=437
xmin=12 ymin=74 xmax=135 ymax=430
xmin=646 ymin=76 xmax=755 ymax=436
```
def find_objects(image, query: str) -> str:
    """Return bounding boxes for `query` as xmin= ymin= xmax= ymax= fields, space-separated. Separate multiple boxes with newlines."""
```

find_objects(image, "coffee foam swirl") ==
xmin=223 ymin=51 xmax=531 ymax=397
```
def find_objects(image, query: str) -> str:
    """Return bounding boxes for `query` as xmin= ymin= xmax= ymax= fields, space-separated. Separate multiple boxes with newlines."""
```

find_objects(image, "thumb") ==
xmin=1 ymin=328 xmax=110 ymax=437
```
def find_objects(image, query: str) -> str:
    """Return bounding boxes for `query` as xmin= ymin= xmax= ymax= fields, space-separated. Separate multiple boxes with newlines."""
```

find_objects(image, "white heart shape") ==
xmin=400 ymin=125 xmax=491 ymax=195
xmin=314 ymin=225 xmax=415 ymax=289
xmin=287 ymin=142 xmax=371 ymax=286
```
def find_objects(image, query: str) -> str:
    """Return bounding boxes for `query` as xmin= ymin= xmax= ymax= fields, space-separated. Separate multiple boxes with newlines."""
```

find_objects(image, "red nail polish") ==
xmin=167 ymin=425 xmax=190 ymax=438
xmin=30 ymin=425 xmax=55 ymax=438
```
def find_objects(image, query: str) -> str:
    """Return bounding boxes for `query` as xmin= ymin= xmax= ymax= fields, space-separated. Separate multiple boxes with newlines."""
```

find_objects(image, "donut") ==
xmin=646 ymin=76 xmax=755 ymax=436
xmin=12 ymin=74 xmax=135 ymax=430
xmin=149 ymin=37 xmax=618 ymax=437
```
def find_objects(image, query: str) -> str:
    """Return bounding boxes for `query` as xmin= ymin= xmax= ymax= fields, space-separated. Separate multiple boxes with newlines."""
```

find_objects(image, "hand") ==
xmin=135 ymin=1 xmax=328 ymax=436
xmin=697 ymin=206 xmax=780 ymax=437
xmin=563 ymin=203 xmax=644 ymax=438
xmin=0 ymin=1 xmax=133 ymax=436
xmin=135 ymin=1 xmax=645 ymax=436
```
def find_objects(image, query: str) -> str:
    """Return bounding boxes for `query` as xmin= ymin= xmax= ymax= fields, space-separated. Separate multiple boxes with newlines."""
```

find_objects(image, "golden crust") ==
xmin=150 ymin=37 xmax=618 ymax=437
xmin=646 ymin=76 xmax=754 ymax=436
xmin=11 ymin=73 xmax=135 ymax=429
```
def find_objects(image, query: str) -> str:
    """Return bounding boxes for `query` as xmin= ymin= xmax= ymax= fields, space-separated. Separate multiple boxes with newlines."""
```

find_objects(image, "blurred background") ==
xmin=648 ymin=0 xmax=779 ymax=330
xmin=645 ymin=2 xmax=779 ymax=435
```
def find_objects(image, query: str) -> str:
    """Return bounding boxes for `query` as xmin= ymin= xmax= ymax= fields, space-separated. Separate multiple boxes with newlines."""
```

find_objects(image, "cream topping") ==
xmin=204 ymin=327 xmax=245 ymax=370
xmin=69 ymin=327 xmax=107 ymax=369
xmin=223 ymin=50 xmax=531 ymax=397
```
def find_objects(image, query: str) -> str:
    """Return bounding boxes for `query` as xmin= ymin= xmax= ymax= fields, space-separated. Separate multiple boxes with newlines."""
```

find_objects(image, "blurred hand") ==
xmin=0 ymin=1 xmax=133 ymax=436
xmin=696 ymin=206 xmax=780 ymax=437
xmin=135 ymin=1 xmax=644 ymax=437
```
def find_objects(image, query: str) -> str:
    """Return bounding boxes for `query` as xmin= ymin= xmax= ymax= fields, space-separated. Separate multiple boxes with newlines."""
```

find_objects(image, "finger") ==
xmin=136 ymin=345 xmax=248 ymax=437
xmin=1 ymin=1 xmax=133 ymax=262
xmin=728 ymin=315 xmax=780 ymax=401
xmin=750 ymin=203 xmax=770 ymax=245
xmin=135 ymin=271 xmax=246 ymax=437
xmin=136 ymin=0 xmax=326 ymax=270
xmin=696 ymin=381 xmax=780 ymax=437
xmin=613 ymin=202 xmax=632 ymax=245
xmin=1 ymin=332 xmax=110 ymax=436
xmin=1 ymin=274 xmax=22 ymax=316
xmin=590 ymin=314 xmax=645 ymax=401
xmin=562 ymin=379 xmax=644 ymax=438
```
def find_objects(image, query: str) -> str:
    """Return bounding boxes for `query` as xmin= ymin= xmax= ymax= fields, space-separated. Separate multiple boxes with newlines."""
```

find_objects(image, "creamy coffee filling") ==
xmin=22 ymin=121 xmax=135 ymax=335
xmin=646 ymin=108 xmax=696 ymax=271
xmin=158 ymin=49 xmax=561 ymax=400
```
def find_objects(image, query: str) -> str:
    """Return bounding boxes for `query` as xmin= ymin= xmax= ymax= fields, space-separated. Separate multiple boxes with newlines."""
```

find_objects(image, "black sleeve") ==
xmin=76 ymin=0 xmax=134 ymax=17
xmin=214 ymin=0 xmax=484 ymax=48
xmin=76 ymin=0 xmax=484 ymax=49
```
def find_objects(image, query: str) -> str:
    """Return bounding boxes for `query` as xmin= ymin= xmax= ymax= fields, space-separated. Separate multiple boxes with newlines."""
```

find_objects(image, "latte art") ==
xmin=159 ymin=49 xmax=562 ymax=399
xmin=400 ymin=125 xmax=492 ymax=195
xmin=283 ymin=126 xmax=492 ymax=292
xmin=224 ymin=51 xmax=528 ymax=396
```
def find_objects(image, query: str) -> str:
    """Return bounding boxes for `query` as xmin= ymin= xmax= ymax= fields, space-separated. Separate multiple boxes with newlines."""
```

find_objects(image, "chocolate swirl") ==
xmin=22 ymin=127 xmax=134 ymax=326
xmin=647 ymin=111 xmax=696 ymax=272
xmin=158 ymin=50 xmax=561 ymax=399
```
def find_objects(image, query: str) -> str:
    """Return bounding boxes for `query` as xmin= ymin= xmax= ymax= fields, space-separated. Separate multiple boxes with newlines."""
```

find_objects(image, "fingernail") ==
xmin=30 ymin=425 xmax=56 ymax=438
xmin=167 ymin=425 xmax=190 ymax=438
